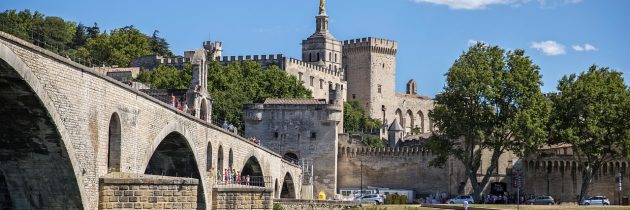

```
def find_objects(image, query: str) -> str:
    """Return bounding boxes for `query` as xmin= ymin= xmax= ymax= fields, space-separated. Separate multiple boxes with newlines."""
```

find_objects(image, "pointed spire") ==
xmin=319 ymin=0 xmax=326 ymax=15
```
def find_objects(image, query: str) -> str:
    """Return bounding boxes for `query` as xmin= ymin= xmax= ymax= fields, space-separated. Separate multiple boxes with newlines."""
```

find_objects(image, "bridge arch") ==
xmin=108 ymin=112 xmax=122 ymax=172
xmin=280 ymin=172 xmax=296 ymax=199
xmin=241 ymin=156 xmax=265 ymax=187
xmin=144 ymin=130 xmax=207 ymax=209
xmin=0 ymin=43 xmax=86 ymax=209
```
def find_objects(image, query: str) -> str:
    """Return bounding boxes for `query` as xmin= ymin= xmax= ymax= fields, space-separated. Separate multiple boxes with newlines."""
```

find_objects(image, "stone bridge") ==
xmin=0 ymin=31 xmax=302 ymax=209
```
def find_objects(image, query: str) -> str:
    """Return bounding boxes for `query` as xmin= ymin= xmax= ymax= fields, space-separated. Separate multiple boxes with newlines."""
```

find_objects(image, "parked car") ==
xmin=447 ymin=195 xmax=475 ymax=204
xmin=355 ymin=194 xmax=384 ymax=205
xmin=526 ymin=196 xmax=554 ymax=205
xmin=581 ymin=196 xmax=610 ymax=205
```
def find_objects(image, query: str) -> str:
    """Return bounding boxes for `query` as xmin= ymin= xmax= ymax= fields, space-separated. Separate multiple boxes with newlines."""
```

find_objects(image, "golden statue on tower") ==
xmin=319 ymin=0 xmax=326 ymax=15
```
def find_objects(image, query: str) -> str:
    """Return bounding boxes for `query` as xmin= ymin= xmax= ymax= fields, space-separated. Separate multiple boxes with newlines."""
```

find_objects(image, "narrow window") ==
xmin=298 ymin=72 xmax=303 ymax=81
xmin=378 ymin=85 xmax=382 ymax=93
xmin=320 ymin=79 xmax=324 ymax=89
xmin=341 ymin=85 xmax=344 ymax=91
xmin=309 ymin=53 xmax=312 ymax=62
xmin=328 ymin=82 xmax=333 ymax=90
xmin=382 ymin=63 xmax=385 ymax=68
xmin=274 ymin=132 xmax=279 ymax=138
xmin=352 ymin=94 xmax=356 ymax=99
xmin=335 ymin=53 xmax=338 ymax=62
xmin=317 ymin=53 xmax=320 ymax=61
xmin=310 ymin=76 xmax=314 ymax=86
xmin=329 ymin=52 xmax=332 ymax=61
xmin=310 ymin=132 xmax=317 ymax=139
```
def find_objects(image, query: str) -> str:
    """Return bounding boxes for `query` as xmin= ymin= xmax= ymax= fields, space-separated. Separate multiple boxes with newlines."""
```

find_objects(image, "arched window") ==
xmin=335 ymin=53 xmax=338 ymax=62
xmin=217 ymin=146 xmax=224 ymax=172
xmin=329 ymin=52 xmax=332 ymax=61
xmin=417 ymin=111 xmax=425 ymax=133
xmin=108 ymin=113 xmax=121 ymax=172
xmin=206 ymin=143 xmax=212 ymax=172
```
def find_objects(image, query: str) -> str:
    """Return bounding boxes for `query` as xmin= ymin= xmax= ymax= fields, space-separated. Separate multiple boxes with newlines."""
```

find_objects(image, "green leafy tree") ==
xmin=344 ymin=100 xmax=384 ymax=147
xmin=150 ymin=30 xmax=174 ymax=57
xmin=429 ymin=43 xmax=550 ymax=201
xmin=136 ymin=64 xmax=192 ymax=89
xmin=549 ymin=65 xmax=630 ymax=202
xmin=79 ymin=26 xmax=152 ymax=67
xmin=207 ymin=61 xmax=311 ymax=129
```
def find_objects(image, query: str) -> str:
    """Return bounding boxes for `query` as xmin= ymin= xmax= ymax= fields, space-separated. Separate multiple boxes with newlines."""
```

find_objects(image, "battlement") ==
xmin=287 ymin=58 xmax=345 ymax=78
xmin=216 ymin=54 xmax=285 ymax=62
xmin=339 ymin=146 xmax=432 ymax=157
xmin=342 ymin=37 xmax=398 ymax=55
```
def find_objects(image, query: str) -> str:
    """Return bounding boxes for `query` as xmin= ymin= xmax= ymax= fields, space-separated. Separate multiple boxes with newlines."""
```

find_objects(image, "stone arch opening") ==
xmin=417 ymin=111 xmax=425 ymax=133
xmin=200 ymin=99 xmax=208 ymax=121
xmin=241 ymin=156 xmax=265 ymax=187
xmin=144 ymin=131 xmax=205 ymax=209
xmin=217 ymin=146 xmax=224 ymax=173
xmin=283 ymin=152 xmax=299 ymax=163
xmin=406 ymin=109 xmax=414 ymax=132
xmin=395 ymin=109 xmax=403 ymax=127
xmin=206 ymin=142 xmax=212 ymax=172
xmin=0 ymin=55 xmax=83 ymax=209
xmin=145 ymin=132 xmax=200 ymax=178
xmin=228 ymin=148 xmax=234 ymax=169
xmin=280 ymin=172 xmax=296 ymax=199
xmin=108 ymin=113 xmax=122 ymax=173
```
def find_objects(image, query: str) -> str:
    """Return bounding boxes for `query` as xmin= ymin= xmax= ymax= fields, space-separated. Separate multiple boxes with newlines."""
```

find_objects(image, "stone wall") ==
xmin=212 ymin=187 xmax=272 ymax=210
xmin=98 ymin=173 xmax=199 ymax=209
xmin=523 ymin=156 xmax=630 ymax=204
xmin=337 ymin=145 xmax=465 ymax=198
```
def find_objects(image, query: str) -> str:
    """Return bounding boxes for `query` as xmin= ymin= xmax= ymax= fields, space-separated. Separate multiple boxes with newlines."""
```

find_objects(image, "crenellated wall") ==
xmin=522 ymin=156 xmax=630 ymax=204
xmin=336 ymin=136 xmax=467 ymax=198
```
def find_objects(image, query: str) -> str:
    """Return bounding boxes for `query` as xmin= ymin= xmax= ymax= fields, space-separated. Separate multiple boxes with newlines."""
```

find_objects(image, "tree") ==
xmin=79 ymin=25 xmax=152 ymax=67
xmin=549 ymin=65 xmax=630 ymax=202
xmin=136 ymin=64 xmax=192 ymax=89
xmin=343 ymin=100 xmax=384 ymax=147
xmin=429 ymin=43 xmax=550 ymax=201
xmin=207 ymin=61 xmax=312 ymax=129
xmin=150 ymin=30 xmax=173 ymax=57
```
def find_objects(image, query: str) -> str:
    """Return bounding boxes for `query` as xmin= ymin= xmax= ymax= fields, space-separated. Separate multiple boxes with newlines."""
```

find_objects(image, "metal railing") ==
xmin=214 ymin=175 xmax=271 ymax=188
xmin=301 ymin=159 xmax=314 ymax=185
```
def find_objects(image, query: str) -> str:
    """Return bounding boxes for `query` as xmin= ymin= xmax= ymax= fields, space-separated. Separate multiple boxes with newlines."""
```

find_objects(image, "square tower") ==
xmin=343 ymin=37 xmax=398 ymax=124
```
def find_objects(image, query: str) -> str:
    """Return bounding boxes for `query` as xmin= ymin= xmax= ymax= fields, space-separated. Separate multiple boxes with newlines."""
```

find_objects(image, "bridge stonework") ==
xmin=0 ymin=32 xmax=301 ymax=209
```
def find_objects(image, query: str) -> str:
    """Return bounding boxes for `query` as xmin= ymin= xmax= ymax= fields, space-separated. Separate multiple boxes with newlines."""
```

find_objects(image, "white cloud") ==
xmin=531 ymin=40 xmax=566 ymax=56
xmin=572 ymin=43 xmax=598 ymax=52
xmin=413 ymin=0 xmax=581 ymax=10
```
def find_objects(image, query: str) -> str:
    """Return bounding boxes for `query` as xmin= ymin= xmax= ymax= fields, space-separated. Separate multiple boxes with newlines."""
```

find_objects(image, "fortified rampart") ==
xmin=336 ymin=135 xmax=466 ymax=198
xmin=523 ymin=155 xmax=630 ymax=204
xmin=342 ymin=37 xmax=398 ymax=55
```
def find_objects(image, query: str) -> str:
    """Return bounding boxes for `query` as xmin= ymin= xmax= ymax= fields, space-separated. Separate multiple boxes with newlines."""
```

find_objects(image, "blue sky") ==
xmin=2 ymin=0 xmax=629 ymax=97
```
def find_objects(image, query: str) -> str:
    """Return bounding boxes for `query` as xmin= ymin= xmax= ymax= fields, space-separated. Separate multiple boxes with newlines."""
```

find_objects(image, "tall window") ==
xmin=329 ymin=52 xmax=332 ymax=61
xmin=309 ymin=53 xmax=312 ymax=62
xmin=378 ymin=85 xmax=382 ymax=93
xmin=298 ymin=72 xmax=303 ymax=81
xmin=310 ymin=76 xmax=314 ymax=86
xmin=317 ymin=53 xmax=320 ymax=61
xmin=319 ymin=79 xmax=324 ymax=89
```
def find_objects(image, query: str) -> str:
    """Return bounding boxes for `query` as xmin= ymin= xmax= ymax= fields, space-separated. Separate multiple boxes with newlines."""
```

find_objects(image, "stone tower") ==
xmin=186 ymin=49 xmax=212 ymax=121
xmin=406 ymin=79 xmax=417 ymax=95
xmin=387 ymin=118 xmax=404 ymax=147
xmin=203 ymin=40 xmax=222 ymax=61
xmin=343 ymin=37 xmax=398 ymax=122
xmin=302 ymin=0 xmax=343 ymax=71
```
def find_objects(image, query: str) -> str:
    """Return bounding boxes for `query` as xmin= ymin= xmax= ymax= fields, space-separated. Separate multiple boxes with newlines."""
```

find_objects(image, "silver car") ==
xmin=526 ymin=196 xmax=554 ymax=205
xmin=355 ymin=194 xmax=384 ymax=205
xmin=581 ymin=196 xmax=610 ymax=205
xmin=447 ymin=195 xmax=475 ymax=204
